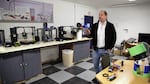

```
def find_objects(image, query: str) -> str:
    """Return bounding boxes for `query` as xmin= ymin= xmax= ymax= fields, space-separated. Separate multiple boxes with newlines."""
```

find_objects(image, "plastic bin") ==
xmin=128 ymin=43 xmax=146 ymax=57
xmin=62 ymin=49 xmax=74 ymax=67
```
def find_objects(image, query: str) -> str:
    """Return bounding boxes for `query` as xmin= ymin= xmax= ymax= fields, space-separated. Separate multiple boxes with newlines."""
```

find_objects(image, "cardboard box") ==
xmin=113 ymin=48 xmax=121 ymax=55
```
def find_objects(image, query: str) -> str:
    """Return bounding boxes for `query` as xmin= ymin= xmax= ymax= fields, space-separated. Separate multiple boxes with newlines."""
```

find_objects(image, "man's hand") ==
xmin=107 ymin=49 xmax=113 ymax=56
xmin=86 ymin=29 xmax=91 ymax=35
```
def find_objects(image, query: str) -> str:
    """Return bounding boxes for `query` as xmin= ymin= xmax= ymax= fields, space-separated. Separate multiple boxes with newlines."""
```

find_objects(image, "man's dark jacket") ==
xmin=90 ymin=21 xmax=116 ymax=50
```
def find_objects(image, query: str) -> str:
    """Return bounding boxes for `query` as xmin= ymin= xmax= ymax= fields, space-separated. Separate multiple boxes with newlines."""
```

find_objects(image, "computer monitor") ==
xmin=138 ymin=33 xmax=150 ymax=45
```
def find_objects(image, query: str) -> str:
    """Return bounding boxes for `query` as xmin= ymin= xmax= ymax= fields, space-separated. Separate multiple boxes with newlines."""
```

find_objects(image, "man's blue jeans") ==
xmin=92 ymin=49 xmax=108 ymax=74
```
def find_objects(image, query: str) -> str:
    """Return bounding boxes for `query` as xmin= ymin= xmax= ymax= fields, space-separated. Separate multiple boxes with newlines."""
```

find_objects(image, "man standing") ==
xmin=90 ymin=10 xmax=116 ymax=74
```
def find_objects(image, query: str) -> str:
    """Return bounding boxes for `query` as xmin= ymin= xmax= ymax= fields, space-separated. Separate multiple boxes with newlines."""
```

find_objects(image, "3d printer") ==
xmin=56 ymin=26 xmax=78 ymax=41
xmin=10 ymin=26 xmax=36 ymax=46
xmin=36 ymin=26 xmax=57 ymax=42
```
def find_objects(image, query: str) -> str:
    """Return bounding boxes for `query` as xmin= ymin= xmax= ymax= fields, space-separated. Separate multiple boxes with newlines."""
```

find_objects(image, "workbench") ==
xmin=0 ymin=38 xmax=91 ymax=84
xmin=96 ymin=60 xmax=150 ymax=84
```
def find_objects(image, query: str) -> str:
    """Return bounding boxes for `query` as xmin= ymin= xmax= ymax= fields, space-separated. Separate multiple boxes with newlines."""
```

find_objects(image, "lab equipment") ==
xmin=128 ymin=42 xmax=150 ymax=78
xmin=10 ymin=26 xmax=36 ymax=46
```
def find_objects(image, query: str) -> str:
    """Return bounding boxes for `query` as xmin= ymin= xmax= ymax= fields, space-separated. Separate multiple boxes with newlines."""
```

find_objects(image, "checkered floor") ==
xmin=25 ymin=57 xmax=96 ymax=84
xmin=24 ymin=55 xmax=127 ymax=84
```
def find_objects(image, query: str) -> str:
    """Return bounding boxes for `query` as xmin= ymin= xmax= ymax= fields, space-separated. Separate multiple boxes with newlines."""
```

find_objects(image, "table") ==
xmin=0 ymin=38 xmax=91 ymax=54
xmin=96 ymin=60 xmax=150 ymax=84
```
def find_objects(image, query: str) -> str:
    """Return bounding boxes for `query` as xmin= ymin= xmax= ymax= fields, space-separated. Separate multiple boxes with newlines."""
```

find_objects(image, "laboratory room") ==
xmin=0 ymin=0 xmax=150 ymax=84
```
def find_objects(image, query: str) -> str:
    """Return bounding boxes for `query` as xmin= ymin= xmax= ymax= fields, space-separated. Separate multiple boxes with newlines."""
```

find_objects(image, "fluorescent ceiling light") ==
xmin=110 ymin=3 xmax=136 ymax=8
xmin=128 ymin=0 xmax=136 ymax=2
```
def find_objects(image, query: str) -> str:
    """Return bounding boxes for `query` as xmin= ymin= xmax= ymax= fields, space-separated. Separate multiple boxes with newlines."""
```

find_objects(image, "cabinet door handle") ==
xmin=25 ymin=63 xmax=28 ymax=66
xmin=20 ymin=64 xmax=23 ymax=66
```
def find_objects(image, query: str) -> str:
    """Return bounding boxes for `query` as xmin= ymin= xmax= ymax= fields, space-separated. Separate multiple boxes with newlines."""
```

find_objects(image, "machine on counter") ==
xmin=10 ymin=26 xmax=36 ymax=46
xmin=35 ymin=22 xmax=57 ymax=42
xmin=128 ymin=42 xmax=150 ymax=78
xmin=56 ymin=26 xmax=80 ymax=41
xmin=36 ymin=26 xmax=57 ymax=42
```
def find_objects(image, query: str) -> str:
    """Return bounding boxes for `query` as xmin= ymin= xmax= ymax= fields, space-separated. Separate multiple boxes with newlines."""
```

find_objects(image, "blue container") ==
xmin=134 ymin=63 xmax=140 ymax=71
xmin=144 ymin=66 xmax=150 ymax=73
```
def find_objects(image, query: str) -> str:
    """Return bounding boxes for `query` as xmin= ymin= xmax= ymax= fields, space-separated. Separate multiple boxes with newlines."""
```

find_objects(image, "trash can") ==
xmin=62 ymin=49 xmax=74 ymax=67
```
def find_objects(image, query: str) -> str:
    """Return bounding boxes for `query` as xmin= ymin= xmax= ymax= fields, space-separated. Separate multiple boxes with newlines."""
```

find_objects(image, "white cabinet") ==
xmin=40 ymin=45 xmax=59 ymax=63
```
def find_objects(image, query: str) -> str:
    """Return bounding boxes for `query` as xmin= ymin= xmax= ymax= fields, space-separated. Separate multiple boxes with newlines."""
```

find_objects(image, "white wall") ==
xmin=0 ymin=0 xmax=98 ymax=40
xmin=1 ymin=0 xmax=150 ymax=45
xmin=100 ymin=3 xmax=150 ymax=45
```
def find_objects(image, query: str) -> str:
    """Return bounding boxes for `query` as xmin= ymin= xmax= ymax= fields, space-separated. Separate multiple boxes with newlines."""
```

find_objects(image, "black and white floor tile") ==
xmin=25 ymin=57 xmax=97 ymax=84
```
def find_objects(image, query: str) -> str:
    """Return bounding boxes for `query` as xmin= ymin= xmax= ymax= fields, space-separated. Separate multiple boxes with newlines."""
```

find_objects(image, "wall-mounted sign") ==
xmin=0 ymin=0 xmax=53 ymax=23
